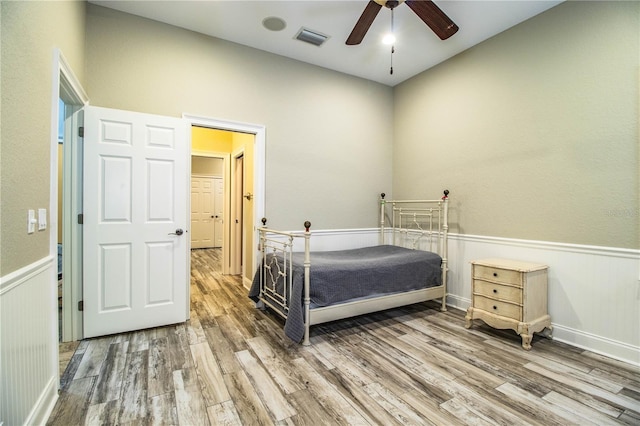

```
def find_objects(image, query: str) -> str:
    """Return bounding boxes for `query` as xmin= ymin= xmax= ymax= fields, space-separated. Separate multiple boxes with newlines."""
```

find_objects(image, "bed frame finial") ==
xmin=380 ymin=193 xmax=386 ymax=200
xmin=442 ymin=189 xmax=449 ymax=199
xmin=261 ymin=217 xmax=267 ymax=226
xmin=304 ymin=221 xmax=311 ymax=232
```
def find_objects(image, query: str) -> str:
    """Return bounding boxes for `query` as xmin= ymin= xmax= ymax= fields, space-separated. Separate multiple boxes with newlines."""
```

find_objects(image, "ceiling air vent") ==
xmin=294 ymin=27 xmax=329 ymax=47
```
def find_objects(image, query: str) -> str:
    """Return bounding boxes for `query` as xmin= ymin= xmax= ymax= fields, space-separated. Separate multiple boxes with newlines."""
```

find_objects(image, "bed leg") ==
xmin=303 ymin=326 xmax=310 ymax=346
xmin=302 ymin=221 xmax=312 ymax=346
xmin=441 ymin=193 xmax=449 ymax=313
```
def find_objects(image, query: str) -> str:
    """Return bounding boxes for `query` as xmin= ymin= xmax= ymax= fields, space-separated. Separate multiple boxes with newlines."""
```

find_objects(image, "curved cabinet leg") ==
xmin=518 ymin=322 xmax=532 ymax=350
xmin=521 ymin=333 xmax=533 ymax=350
xmin=465 ymin=308 xmax=474 ymax=329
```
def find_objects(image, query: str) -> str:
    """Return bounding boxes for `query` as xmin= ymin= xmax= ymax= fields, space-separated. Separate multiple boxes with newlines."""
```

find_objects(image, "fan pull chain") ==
xmin=390 ymin=7 xmax=394 ymax=75
xmin=390 ymin=45 xmax=394 ymax=75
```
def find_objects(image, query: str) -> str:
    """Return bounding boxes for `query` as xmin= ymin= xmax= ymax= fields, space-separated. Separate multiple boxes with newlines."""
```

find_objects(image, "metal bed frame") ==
xmin=255 ymin=190 xmax=450 ymax=345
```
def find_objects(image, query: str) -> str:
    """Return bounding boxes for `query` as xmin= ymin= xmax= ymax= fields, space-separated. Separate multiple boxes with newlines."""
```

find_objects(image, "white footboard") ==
xmin=255 ymin=219 xmax=310 ymax=321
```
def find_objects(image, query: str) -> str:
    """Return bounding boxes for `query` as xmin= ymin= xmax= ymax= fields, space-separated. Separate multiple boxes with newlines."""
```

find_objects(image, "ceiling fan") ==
xmin=346 ymin=0 xmax=459 ymax=45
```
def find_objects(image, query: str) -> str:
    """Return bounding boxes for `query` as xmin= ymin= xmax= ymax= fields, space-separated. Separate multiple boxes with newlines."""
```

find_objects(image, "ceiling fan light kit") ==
xmin=382 ymin=33 xmax=396 ymax=45
xmin=346 ymin=0 xmax=458 ymax=46
xmin=382 ymin=2 xmax=396 ymax=45
xmin=346 ymin=0 xmax=458 ymax=75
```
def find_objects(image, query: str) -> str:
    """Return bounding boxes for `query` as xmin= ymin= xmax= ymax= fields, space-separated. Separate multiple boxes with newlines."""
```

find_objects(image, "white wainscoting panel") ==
xmin=270 ymin=228 xmax=640 ymax=366
xmin=0 ymin=256 xmax=59 ymax=425
xmin=446 ymin=234 xmax=640 ymax=366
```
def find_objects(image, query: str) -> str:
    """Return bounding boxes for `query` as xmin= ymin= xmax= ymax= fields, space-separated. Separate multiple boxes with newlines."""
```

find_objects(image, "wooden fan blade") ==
xmin=346 ymin=1 xmax=383 ymax=45
xmin=405 ymin=0 xmax=459 ymax=40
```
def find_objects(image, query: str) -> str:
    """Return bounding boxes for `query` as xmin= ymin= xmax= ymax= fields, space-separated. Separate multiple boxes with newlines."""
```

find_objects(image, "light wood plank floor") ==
xmin=48 ymin=248 xmax=640 ymax=425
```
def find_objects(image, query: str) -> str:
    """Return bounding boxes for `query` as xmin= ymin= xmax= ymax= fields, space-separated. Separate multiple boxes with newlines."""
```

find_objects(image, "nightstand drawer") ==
xmin=473 ymin=280 xmax=522 ymax=303
xmin=474 ymin=295 xmax=521 ymax=320
xmin=474 ymin=265 xmax=522 ymax=286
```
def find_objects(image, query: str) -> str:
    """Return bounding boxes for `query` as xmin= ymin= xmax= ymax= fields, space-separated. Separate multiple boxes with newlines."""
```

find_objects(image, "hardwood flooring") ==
xmin=48 ymin=248 xmax=640 ymax=425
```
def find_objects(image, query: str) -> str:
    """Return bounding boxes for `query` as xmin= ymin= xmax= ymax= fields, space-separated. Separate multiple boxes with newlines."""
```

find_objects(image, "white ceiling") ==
xmin=90 ymin=0 xmax=563 ymax=86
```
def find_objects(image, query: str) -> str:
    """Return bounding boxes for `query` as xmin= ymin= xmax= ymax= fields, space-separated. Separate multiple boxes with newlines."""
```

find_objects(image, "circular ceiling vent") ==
xmin=262 ymin=16 xmax=287 ymax=32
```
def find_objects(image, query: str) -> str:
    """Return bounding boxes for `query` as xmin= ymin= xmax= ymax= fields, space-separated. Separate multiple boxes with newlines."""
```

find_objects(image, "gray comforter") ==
xmin=249 ymin=245 xmax=442 ymax=342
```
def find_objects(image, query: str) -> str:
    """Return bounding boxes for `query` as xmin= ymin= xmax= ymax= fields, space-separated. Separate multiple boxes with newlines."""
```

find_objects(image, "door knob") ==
xmin=169 ymin=228 xmax=184 ymax=236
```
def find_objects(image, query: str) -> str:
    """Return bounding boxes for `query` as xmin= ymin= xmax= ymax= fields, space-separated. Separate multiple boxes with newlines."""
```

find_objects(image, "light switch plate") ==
xmin=38 ymin=208 xmax=47 ymax=231
xmin=28 ymin=210 xmax=36 ymax=234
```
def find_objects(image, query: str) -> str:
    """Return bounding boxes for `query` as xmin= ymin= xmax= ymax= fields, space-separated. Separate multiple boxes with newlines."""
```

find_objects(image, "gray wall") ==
xmin=393 ymin=1 xmax=639 ymax=249
xmin=1 ymin=1 xmax=86 ymax=274
xmin=84 ymin=4 xmax=394 ymax=234
xmin=2 ymin=1 xmax=637 ymax=277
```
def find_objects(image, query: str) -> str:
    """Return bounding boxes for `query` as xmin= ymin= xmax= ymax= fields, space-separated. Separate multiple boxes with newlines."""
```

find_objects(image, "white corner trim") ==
xmin=0 ymin=256 xmax=54 ymax=295
xmin=450 ymin=233 xmax=640 ymax=259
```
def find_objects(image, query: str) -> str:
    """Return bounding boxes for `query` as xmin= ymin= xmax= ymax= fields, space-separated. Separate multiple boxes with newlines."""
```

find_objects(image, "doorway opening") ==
xmin=190 ymin=125 xmax=258 ymax=284
xmin=53 ymin=88 xmax=265 ymax=342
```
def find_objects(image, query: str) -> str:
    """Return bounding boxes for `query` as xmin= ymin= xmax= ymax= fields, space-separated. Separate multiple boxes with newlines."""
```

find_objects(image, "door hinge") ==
xmin=77 ymin=213 xmax=83 ymax=224
xmin=78 ymin=126 xmax=84 ymax=137
xmin=78 ymin=300 xmax=84 ymax=311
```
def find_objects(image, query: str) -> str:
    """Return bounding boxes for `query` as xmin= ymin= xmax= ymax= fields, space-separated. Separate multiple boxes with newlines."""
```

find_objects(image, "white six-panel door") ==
xmin=83 ymin=106 xmax=189 ymax=338
xmin=190 ymin=177 xmax=215 ymax=249
xmin=191 ymin=176 xmax=224 ymax=249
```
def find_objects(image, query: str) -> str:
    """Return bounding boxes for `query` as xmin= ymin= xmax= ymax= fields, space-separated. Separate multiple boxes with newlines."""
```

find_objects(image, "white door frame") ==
xmin=51 ymin=49 xmax=89 ymax=344
xmin=183 ymin=114 xmax=265 ymax=279
xmin=230 ymin=150 xmax=244 ymax=275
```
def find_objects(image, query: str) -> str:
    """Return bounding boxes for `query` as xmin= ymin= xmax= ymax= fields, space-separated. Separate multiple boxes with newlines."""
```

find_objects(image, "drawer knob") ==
xmin=493 ymin=305 xmax=497 ymax=310
xmin=493 ymin=272 xmax=498 ymax=277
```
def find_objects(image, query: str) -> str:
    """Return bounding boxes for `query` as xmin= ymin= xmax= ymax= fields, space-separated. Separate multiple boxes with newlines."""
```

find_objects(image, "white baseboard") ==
xmin=552 ymin=324 xmax=640 ymax=367
xmin=24 ymin=376 xmax=59 ymax=426
xmin=243 ymin=275 xmax=252 ymax=290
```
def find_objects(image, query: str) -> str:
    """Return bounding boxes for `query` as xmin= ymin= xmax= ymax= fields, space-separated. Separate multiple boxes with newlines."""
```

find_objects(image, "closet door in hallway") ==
xmin=191 ymin=176 xmax=223 ymax=249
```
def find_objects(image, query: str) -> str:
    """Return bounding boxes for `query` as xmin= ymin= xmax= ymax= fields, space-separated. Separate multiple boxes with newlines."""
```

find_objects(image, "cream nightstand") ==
xmin=465 ymin=258 xmax=552 ymax=350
